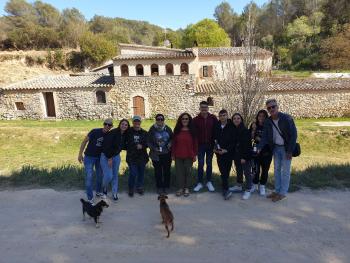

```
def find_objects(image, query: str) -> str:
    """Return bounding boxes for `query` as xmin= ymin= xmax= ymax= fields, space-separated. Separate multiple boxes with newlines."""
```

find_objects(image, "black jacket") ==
xmin=233 ymin=123 xmax=252 ymax=160
xmin=213 ymin=121 xmax=235 ymax=159
xmin=249 ymin=123 xmax=271 ymax=156
xmin=102 ymin=128 xmax=125 ymax=159
xmin=258 ymin=112 xmax=297 ymax=154
xmin=125 ymin=128 xmax=149 ymax=164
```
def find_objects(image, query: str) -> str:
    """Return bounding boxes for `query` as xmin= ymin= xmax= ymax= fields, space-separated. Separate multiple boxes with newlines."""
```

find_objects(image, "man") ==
xmin=193 ymin=101 xmax=218 ymax=192
xmin=125 ymin=116 xmax=149 ymax=197
xmin=213 ymin=109 xmax=234 ymax=200
xmin=78 ymin=118 xmax=113 ymax=204
xmin=257 ymin=99 xmax=297 ymax=202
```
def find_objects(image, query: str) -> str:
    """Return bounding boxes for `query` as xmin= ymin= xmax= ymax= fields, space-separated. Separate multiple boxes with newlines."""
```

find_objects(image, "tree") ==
xmin=33 ymin=0 xmax=61 ymax=28
xmin=182 ymin=19 xmax=231 ymax=48
xmin=60 ymin=8 xmax=86 ymax=48
xmin=321 ymin=24 xmax=350 ymax=69
xmin=321 ymin=0 xmax=350 ymax=36
xmin=79 ymin=32 xmax=116 ymax=67
xmin=4 ymin=0 xmax=37 ymax=28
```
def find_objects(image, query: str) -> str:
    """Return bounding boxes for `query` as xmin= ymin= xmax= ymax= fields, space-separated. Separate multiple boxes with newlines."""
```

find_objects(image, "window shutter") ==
xmin=208 ymin=65 xmax=213 ymax=77
xmin=199 ymin=67 xmax=203 ymax=78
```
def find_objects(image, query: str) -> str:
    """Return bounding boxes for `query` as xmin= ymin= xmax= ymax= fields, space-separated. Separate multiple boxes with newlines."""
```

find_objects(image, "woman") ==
xmin=148 ymin=114 xmax=173 ymax=195
xmin=171 ymin=113 xmax=198 ymax=197
xmin=230 ymin=113 xmax=253 ymax=200
xmin=250 ymin=110 xmax=272 ymax=196
xmin=100 ymin=119 xmax=129 ymax=201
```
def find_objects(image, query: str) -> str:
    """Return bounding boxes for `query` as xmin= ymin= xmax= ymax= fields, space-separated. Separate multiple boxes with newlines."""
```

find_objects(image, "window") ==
xmin=136 ymin=64 xmax=144 ymax=76
xmin=203 ymin=66 xmax=209 ymax=77
xmin=121 ymin=64 xmax=128 ymax=76
xmin=180 ymin=63 xmax=189 ymax=74
xmin=151 ymin=64 xmax=159 ymax=76
xmin=207 ymin=97 xmax=214 ymax=106
xmin=96 ymin=91 xmax=106 ymax=104
xmin=108 ymin=66 xmax=114 ymax=76
xmin=166 ymin=63 xmax=174 ymax=75
xmin=15 ymin=102 xmax=25 ymax=110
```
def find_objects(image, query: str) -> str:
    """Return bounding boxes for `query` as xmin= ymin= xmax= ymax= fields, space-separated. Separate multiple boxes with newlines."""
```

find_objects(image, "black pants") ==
xmin=233 ymin=158 xmax=252 ymax=190
xmin=217 ymin=156 xmax=232 ymax=191
xmin=252 ymin=154 xmax=272 ymax=185
xmin=152 ymin=153 xmax=172 ymax=189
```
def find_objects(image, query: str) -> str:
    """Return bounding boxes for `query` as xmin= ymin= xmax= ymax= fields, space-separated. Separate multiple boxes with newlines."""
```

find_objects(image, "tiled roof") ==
xmin=1 ymin=73 xmax=114 ymax=91
xmin=113 ymin=51 xmax=195 ymax=61
xmin=195 ymin=79 xmax=350 ymax=94
xmin=119 ymin=43 xmax=185 ymax=52
xmin=197 ymin=47 xmax=272 ymax=57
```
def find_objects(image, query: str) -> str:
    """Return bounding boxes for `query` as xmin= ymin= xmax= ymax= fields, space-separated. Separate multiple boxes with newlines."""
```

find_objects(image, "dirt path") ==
xmin=0 ymin=189 xmax=349 ymax=263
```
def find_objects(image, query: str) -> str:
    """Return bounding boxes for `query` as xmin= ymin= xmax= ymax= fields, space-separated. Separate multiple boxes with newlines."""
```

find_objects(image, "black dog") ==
xmin=80 ymin=199 xmax=109 ymax=228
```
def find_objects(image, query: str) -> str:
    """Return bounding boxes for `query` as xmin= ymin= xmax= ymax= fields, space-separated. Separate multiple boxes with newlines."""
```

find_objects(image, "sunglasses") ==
xmin=156 ymin=118 xmax=164 ymax=121
xmin=104 ymin=123 xmax=113 ymax=127
xmin=267 ymin=105 xmax=277 ymax=110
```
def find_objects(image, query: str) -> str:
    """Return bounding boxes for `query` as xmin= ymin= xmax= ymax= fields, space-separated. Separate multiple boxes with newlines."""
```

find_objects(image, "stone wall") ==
xmin=193 ymin=89 xmax=350 ymax=118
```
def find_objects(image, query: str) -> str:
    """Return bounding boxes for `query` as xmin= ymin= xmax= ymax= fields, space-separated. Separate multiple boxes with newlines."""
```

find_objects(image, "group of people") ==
xmin=78 ymin=98 xmax=298 ymax=204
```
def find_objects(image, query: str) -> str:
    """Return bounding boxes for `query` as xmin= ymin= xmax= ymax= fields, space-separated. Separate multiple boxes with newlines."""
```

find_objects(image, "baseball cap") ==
xmin=104 ymin=118 xmax=113 ymax=125
xmin=132 ymin=115 xmax=142 ymax=122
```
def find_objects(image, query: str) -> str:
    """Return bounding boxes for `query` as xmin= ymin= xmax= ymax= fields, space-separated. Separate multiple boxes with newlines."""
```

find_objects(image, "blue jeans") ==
xmin=100 ymin=153 xmax=121 ymax=195
xmin=83 ymin=155 xmax=103 ymax=200
xmin=197 ymin=144 xmax=214 ymax=183
xmin=273 ymin=146 xmax=292 ymax=195
xmin=128 ymin=163 xmax=146 ymax=190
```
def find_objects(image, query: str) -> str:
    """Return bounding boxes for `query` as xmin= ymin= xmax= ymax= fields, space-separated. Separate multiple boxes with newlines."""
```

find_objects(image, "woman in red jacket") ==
xmin=171 ymin=113 xmax=198 ymax=197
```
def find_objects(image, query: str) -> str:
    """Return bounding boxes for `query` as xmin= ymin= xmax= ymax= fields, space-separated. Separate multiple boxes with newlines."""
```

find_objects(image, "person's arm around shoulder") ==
xmin=192 ymin=136 xmax=198 ymax=162
xmin=147 ymin=126 xmax=157 ymax=151
xmin=166 ymin=125 xmax=173 ymax=150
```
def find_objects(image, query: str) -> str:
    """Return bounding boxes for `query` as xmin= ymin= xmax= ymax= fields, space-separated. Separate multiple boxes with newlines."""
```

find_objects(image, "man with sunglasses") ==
xmin=148 ymin=114 xmax=173 ymax=195
xmin=257 ymin=99 xmax=297 ymax=202
xmin=78 ymin=118 xmax=113 ymax=204
xmin=193 ymin=101 xmax=218 ymax=192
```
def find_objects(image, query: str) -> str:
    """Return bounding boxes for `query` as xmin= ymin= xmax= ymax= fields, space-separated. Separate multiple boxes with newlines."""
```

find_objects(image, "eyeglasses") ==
xmin=104 ymin=123 xmax=113 ymax=127
xmin=156 ymin=118 xmax=164 ymax=121
xmin=267 ymin=105 xmax=277 ymax=111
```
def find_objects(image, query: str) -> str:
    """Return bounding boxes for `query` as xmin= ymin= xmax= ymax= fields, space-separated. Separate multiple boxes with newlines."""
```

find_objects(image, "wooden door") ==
xmin=44 ymin=92 xmax=56 ymax=117
xmin=133 ymin=96 xmax=145 ymax=117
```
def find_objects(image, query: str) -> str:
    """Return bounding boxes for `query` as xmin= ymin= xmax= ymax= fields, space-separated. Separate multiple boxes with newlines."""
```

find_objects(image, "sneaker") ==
xmin=267 ymin=192 xmax=278 ymax=199
xmin=229 ymin=185 xmax=243 ymax=192
xmin=272 ymin=194 xmax=287 ymax=202
xmin=101 ymin=194 xmax=107 ymax=200
xmin=176 ymin=189 xmax=183 ymax=197
xmin=112 ymin=193 xmax=119 ymax=202
xmin=259 ymin=185 xmax=266 ymax=196
xmin=251 ymin=184 xmax=258 ymax=193
xmin=242 ymin=191 xmax=251 ymax=200
xmin=128 ymin=190 xmax=134 ymax=198
xmin=88 ymin=199 xmax=94 ymax=205
xmin=224 ymin=191 xmax=233 ymax=200
xmin=137 ymin=188 xmax=144 ymax=195
xmin=95 ymin=192 xmax=103 ymax=198
xmin=184 ymin=188 xmax=190 ymax=197
xmin=206 ymin=181 xmax=215 ymax=192
xmin=193 ymin=183 xmax=203 ymax=192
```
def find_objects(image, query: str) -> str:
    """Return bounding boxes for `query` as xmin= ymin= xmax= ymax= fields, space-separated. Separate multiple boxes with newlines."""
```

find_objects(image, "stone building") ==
xmin=1 ymin=43 xmax=350 ymax=120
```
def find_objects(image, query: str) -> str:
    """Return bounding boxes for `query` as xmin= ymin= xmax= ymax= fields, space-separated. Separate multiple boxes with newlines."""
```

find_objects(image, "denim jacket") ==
xmin=257 ymin=112 xmax=297 ymax=154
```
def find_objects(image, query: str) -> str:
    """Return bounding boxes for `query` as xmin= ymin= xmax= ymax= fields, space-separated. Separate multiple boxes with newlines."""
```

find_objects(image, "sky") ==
xmin=0 ymin=0 xmax=268 ymax=29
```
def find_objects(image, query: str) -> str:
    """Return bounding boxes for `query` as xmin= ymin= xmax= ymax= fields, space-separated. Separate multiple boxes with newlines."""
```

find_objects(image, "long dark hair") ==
xmin=232 ymin=113 xmax=245 ymax=129
xmin=117 ymin=118 xmax=130 ymax=132
xmin=174 ymin=112 xmax=196 ymax=138
xmin=255 ymin=110 xmax=268 ymax=126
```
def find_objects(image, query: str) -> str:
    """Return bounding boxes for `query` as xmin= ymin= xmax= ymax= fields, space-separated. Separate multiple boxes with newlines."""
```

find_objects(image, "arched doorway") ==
xmin=132 ymin=96 xmax=145 ymax=117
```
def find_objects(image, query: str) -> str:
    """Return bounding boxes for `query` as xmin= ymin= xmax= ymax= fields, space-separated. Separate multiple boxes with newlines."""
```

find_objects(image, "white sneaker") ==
xmin=229 ymin=185 xmax=243 ymax=192
xmin=101 ymin=194 xmax=107 ymax=200
xmin=242 ymin=191 xmax=251 ymax=200
xmin=251 ymin=184 xmax=258 ymax=193
xmin=259 ymin=185 xmax=266 ymax=196
xmin=193 ymin=183 xmax=203 ymax=192
xmin=206 ymin=181 xmax=215 ymax=192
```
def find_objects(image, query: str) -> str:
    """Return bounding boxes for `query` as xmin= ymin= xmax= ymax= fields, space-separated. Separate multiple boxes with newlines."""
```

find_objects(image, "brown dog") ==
xmin=158 ymin=194 xmax=174 ymax=238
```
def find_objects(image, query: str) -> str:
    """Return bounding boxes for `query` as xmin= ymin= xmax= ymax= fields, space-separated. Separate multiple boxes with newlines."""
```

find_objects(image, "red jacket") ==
xmin=193 ymin=113 xmax=218 ymax=146
xmin=171 ymin=130 xmax=198 ymax=159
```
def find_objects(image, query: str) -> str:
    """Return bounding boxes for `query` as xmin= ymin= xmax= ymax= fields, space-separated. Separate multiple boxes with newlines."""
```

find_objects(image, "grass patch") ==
xmin=0 ymin=118 xmax=350 ymax=191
